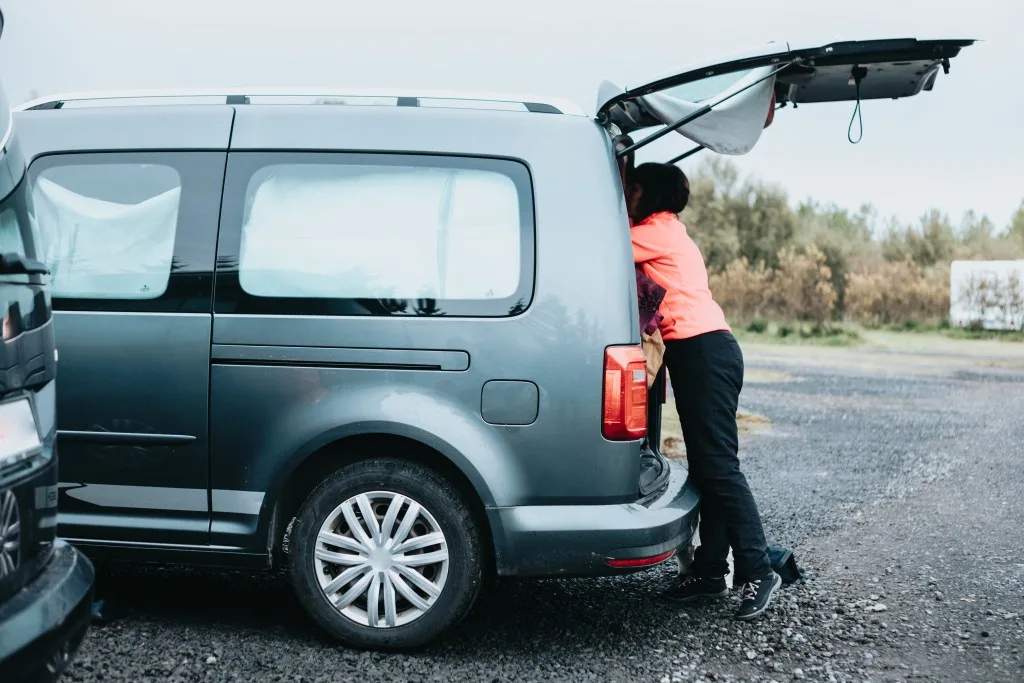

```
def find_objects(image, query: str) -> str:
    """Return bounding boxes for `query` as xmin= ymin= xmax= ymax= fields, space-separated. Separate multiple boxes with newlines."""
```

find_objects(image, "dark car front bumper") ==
xmin=488 ymin=461 xmax=700 ymax=577
xmin=0 ymin=540 xmax=94 ymax=683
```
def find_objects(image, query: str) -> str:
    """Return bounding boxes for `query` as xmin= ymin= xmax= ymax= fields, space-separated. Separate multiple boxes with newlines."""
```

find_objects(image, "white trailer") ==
xmin=949 ymin=260 xmax=1024 ymax=330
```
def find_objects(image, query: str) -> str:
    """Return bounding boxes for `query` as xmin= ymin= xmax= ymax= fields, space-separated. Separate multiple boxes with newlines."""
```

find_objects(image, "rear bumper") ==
xmin=0 ymin=540 xmax=95 ymax=683
xmin=489 ymin=462 xmax=700 ymax=577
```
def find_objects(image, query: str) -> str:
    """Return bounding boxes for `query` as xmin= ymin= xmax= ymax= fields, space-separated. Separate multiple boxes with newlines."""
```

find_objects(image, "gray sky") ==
xmin=2 ymin=0 xmax=1021 ymax=230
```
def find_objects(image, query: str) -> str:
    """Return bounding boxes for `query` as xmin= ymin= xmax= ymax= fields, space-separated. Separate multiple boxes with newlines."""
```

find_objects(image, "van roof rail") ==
xmin=15 ymin=88 xmax=587 ymax=116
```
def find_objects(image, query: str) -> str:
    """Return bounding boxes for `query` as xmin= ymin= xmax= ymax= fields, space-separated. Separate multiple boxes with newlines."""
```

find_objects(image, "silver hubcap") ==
xmin=314 ymin=491 xmax=449 ymax=628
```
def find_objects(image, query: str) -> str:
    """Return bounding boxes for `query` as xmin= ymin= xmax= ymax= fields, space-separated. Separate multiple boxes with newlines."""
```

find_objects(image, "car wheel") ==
xmin=289 ymin=458 xmax=483 ymax=650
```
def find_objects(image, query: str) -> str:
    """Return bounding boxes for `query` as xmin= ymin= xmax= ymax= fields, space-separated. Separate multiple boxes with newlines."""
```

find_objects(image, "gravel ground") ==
xmin=65 ymin=341 xmax=1024 ymax=683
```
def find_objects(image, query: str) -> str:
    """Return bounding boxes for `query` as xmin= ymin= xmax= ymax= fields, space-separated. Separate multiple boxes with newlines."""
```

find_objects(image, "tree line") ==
xmin=681 ymin=158 xmax=1024 ymax=331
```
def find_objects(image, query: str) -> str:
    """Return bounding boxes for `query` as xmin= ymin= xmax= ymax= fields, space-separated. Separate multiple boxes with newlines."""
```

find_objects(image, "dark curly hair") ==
xmin=630 ymin=162 xmax=690 ymax=223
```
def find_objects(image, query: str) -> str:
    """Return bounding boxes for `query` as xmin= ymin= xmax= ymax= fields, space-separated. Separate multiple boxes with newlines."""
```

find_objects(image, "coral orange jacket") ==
xmin=631 ymin=211 xmax=731 ymax=341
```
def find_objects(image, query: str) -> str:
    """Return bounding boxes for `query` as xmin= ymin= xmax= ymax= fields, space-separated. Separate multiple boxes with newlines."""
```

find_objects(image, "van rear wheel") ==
xmin=289 ymin=458 xmax=483 ymax=650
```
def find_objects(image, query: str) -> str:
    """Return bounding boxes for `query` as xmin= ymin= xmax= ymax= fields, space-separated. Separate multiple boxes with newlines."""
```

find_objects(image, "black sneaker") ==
xmin=664 ymin=574 xmax=729 ymax=603
xmin=734 ymin=572 xmax=782 ymax=621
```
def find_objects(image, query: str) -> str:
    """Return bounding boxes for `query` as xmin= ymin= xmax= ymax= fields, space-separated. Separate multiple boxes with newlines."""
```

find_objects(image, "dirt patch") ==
xmin=737 ymin=409 xmax=771 ymax=433
xmin=660 ymin=408 xmax=771 ymax=460
xmin=662 ymin=436 xmax=686 ymax=460
xmin=745 ymin=368 xmax=796 ymax=384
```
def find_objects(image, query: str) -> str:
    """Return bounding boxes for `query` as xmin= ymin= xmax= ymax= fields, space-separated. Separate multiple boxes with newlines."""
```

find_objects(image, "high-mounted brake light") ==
xmin=602 ymin=346 xmax=648 ymax=440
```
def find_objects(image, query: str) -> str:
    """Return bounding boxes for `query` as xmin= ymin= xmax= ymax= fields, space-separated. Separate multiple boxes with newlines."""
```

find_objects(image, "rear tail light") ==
xmin=603 ymin=345 xmax=648 ymax=440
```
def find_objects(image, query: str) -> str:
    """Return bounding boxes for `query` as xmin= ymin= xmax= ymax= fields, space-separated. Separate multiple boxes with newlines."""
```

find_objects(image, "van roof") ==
xmin=15 ymin=88 xmax=588 ymax=117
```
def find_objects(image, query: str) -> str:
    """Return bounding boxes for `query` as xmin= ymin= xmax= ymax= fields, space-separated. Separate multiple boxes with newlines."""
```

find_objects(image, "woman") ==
xmin=627 ymin=162 xmax=781 ymax=621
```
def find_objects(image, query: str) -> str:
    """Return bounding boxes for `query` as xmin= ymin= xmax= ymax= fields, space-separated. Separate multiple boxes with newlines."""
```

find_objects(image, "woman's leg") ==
xmin=661 ymin=336 xmax=730 ymax=602
xmin=665 ymin=332 xmax=772 ymax=585
xmin=690 ymin=489 xmax=730 ymax=579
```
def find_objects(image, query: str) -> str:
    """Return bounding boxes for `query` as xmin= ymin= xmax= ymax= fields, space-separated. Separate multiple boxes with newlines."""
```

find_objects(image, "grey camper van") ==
xmin=0 ymin=8 xmax=95 ymax=682
xmin=13 ymin=37 xmax=972 ymax=649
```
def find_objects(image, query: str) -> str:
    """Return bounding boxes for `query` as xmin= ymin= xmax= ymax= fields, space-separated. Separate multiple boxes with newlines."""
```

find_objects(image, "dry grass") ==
xmin=709 ymin=249 xmax=958 ymax=333
xmin=845 ymin=257 xmax=949 ymax=327
xmin=772 ymin=247 xmax=837 ymax=326
xmin=707 ymin=258 xmax=773 ymax=322
xmin=710 ymin=247 xmax=837 ymax=327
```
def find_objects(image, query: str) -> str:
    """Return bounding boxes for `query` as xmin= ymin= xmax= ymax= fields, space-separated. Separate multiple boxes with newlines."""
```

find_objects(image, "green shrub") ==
xmin=746 ymin=318 xmax=769 ymax=334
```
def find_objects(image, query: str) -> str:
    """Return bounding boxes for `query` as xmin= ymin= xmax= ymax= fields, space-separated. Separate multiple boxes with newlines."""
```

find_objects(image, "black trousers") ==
xmin=663 ymin=330 xmax=772 ymax=584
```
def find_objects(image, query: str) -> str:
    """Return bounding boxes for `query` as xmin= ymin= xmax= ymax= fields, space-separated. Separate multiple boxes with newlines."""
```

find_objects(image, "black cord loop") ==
xmin=848 ymin=65 xmax=868 ymax=144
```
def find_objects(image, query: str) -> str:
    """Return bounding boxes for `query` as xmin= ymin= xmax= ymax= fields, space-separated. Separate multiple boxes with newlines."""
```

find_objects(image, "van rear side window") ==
xmin=216 ymin=153 xmax=535 ymax=318
xmin=31 ymin=163 xmax=181 ymax=299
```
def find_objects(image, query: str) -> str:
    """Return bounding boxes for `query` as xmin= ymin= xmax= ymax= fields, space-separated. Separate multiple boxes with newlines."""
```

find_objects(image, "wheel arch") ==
xmin=264 ymin=428 xmax=498 ymax=579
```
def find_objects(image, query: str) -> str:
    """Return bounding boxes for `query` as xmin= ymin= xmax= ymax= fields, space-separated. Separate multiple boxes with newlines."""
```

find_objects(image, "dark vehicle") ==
xmin=0 ymin=8 xmax=95 ymax=683
xmin=12 ymin=36 xmax=971 ymax=649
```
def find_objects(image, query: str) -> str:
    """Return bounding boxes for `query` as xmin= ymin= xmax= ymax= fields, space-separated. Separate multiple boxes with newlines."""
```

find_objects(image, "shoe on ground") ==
xmin=664 ymin=574 xmax=729 ymax=603
xmin=734 ymin=571 xmax=782 ymax=621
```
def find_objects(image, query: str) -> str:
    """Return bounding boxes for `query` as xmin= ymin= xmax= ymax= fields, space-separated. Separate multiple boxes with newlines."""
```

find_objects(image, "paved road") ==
xmin=65 ymin=338 xmax=1024 ymax=682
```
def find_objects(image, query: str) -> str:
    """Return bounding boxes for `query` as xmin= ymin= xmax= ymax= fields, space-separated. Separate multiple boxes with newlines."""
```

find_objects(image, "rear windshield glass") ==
xmin=661 ymin=69 xmax=753 ymax=103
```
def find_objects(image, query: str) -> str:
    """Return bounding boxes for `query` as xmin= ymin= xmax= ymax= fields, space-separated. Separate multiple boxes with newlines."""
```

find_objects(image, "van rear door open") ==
xmin=599 ymin=38 xmax=975 ymax=157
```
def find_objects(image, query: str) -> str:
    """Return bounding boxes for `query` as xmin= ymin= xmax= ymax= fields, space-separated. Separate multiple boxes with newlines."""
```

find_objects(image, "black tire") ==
xmin=289 ymin=458 xmax=483 ymax=650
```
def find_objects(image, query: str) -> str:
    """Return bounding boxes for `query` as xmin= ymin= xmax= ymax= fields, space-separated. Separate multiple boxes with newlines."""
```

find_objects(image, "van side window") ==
xmin=32 ymin=163 xmax=181 ymax=299
xmin=27 ymin=152 xmax=227 ymax=313
xmin=215 ymin=153 xmax=535 ymax=317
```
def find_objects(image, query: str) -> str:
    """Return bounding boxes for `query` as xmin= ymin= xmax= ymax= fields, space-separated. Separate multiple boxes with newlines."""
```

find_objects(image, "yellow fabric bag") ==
xmin=641 ymin=329 xmax=665 ymax=389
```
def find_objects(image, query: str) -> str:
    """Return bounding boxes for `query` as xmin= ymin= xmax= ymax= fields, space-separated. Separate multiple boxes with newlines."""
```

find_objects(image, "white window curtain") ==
xmin=32 ymin=176 xmax=180 ymax=299
xmin=239 ymin=165 xmax=520 ymax=301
